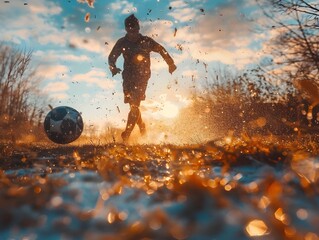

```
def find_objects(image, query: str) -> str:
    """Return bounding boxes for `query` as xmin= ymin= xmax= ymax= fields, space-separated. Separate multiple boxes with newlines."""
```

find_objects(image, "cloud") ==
xmin=168 ymin=6 xmax=197 ymax=22
xmin=142 ymin=20 xmax=175 ymax=46
xmin=168 ymin=0 xmax=205 ymax=23
xmin=170 ymin=0 xmax=189 ymax=9
xmin=0 ymin=0 xmax=112 ymax=54
xmin=38 ymin=31 xmax=69 ymax=46
xmin=194 ymin=6 xmax=252 ymax=48
xmin=69 ymin=35 xmax=107 ymax=53
xmin=109 ymin=0 xmax=137 ymax=14
xmin=0 ymin=0 xmax=62 ymax=15
xmin=43 ymin=82 xmax=69 ymax=93
xmin=35 ymin=26 xmax=109 ymax=53
xmin=42 ymin=81 xmax=69 ymax=102
xmin=184 ymin=43 xmax=259 ymax=69
xmin=48 ymin=92 xmax=69 ymax=100
xmin=63 ymin=54 xmax=91 ymax=62
xmin=29 ymin=1 xmax=62 ymax=15
xmin=163 ymin=1 xmax=268 ymax=69
xmin=37 ymin=65 xmax=69 ymax=79
xmin=72 ymin=69 xmax=116 ymax=90
xmin=0 ymin=1 xmax=67 ymax=47
xmin=34 ymin=50 xmax=91 ymax=62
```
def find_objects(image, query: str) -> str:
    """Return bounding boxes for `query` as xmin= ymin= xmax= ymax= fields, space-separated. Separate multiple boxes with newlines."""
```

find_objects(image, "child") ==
xmin=108 ymin=14 xmax=177 ymax=142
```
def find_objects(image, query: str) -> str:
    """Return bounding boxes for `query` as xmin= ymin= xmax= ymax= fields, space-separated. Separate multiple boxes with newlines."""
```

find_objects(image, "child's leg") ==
xmin=121 ymin=103 xmax=140 ymax=141
xmin=136 ymin=111 xmax=146 ymax=135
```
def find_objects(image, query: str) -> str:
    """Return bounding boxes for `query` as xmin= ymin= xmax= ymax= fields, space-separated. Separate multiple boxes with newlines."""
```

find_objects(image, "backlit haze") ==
xmin=0 ymin=0 xmax=271 ymax=135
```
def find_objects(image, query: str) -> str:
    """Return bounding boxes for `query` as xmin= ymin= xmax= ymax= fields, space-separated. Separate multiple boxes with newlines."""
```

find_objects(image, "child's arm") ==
xmin=108 ymin=39 xmax=123 ymax=76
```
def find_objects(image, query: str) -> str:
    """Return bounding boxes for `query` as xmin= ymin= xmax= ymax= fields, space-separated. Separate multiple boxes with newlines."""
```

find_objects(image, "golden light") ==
xmin=224 ymin=184 xmax=232 ymax=191
xmin=34 ymin=186 xmax=42 ymax=194
xmin=275 ymin=208 xmax=286 ymax=222
xmin=160 ymin=102 xmax=179 ymax=118
xmin=258 ymin=196 xmax=270 ymax=209
xmin=208 ymin=179 xmax=218 ymax=188
xmin=107 ymin=212 xmax=115 ymax=224
xmin=136 ymin=54 xmax=144 ymax=61
xmin=245 ymin=219 xmax=269 ymax=237
xmin=305 ymin=232 xmax=319 ymax=240
xmin=285 ymin=227 xmax=297 ymax=237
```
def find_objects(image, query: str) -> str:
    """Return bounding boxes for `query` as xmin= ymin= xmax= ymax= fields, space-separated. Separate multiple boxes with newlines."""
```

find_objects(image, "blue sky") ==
xmin=0 ymin=0 xmax=271 ymax=133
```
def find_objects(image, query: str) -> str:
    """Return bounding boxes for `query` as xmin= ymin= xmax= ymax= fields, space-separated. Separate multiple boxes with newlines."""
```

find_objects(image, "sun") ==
xmin=160 ymin=102 xmax=179 ymax=118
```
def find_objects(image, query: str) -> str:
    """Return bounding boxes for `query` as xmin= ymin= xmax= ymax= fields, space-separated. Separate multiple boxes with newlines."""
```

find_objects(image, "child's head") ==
xmin=125 ymin=14 xmax=140 ymax=34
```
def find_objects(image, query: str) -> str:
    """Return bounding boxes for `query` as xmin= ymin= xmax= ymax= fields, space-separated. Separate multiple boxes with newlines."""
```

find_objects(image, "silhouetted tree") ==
xmin=0 ymin=44 xmax=47 ymax=142
xmin=259 ymin=0 xmax=319 ymax=85
xmin=255 ymin=0 xmax=319 ymax=133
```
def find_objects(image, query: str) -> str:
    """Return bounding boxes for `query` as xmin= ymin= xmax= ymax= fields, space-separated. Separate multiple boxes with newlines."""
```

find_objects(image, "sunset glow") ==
xmin=159 ymin=102 xmax=179 ymax=118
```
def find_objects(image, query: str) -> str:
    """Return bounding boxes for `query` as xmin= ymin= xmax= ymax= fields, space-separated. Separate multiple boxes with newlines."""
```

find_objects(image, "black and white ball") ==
xmin=44 ymin=106 xmax=84 ymax=144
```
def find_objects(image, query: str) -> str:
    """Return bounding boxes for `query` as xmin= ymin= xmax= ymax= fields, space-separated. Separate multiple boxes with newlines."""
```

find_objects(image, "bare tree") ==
xmin=256 ymin=0 xmax=319 ymax=130
xmin=0 ymin=44 xmax=47 ymax=142
xmin=258 ymin=0 xmax=319 ymax=86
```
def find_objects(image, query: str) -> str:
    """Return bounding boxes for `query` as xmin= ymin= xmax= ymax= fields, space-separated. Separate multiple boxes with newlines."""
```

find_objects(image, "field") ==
xmin=0 ymin=135 xmax=319 ymax=240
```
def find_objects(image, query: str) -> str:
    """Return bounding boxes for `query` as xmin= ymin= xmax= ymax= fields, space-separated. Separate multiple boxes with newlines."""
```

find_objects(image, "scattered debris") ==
xmin=85 ymin=13 xmax=90 ymax=22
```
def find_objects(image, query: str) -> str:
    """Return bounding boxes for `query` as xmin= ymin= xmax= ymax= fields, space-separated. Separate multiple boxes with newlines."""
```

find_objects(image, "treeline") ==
xmin=0 ymin=44 xmax=47 ymax=143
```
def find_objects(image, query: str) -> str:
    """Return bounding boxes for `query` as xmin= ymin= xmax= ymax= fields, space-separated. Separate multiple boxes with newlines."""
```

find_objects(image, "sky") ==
xmin=0 ymin=0 xmax=272 ymax=133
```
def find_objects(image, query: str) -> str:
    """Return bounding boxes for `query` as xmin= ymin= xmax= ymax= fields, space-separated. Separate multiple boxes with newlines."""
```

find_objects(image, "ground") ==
xmin=0 ymin=135 xmax=318 ymax=239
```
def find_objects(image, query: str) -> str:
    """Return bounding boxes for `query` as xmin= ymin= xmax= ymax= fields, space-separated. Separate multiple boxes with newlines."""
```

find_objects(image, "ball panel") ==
xmin=51 ymin=107 xmax=68 ymax=121
xmin=61 ymin=118 xmax=77 ymax=135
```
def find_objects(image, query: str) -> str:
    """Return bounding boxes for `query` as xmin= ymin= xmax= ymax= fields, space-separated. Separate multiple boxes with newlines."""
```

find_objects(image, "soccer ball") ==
xmin=44 ymin=106 xmax=84 ymax=144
